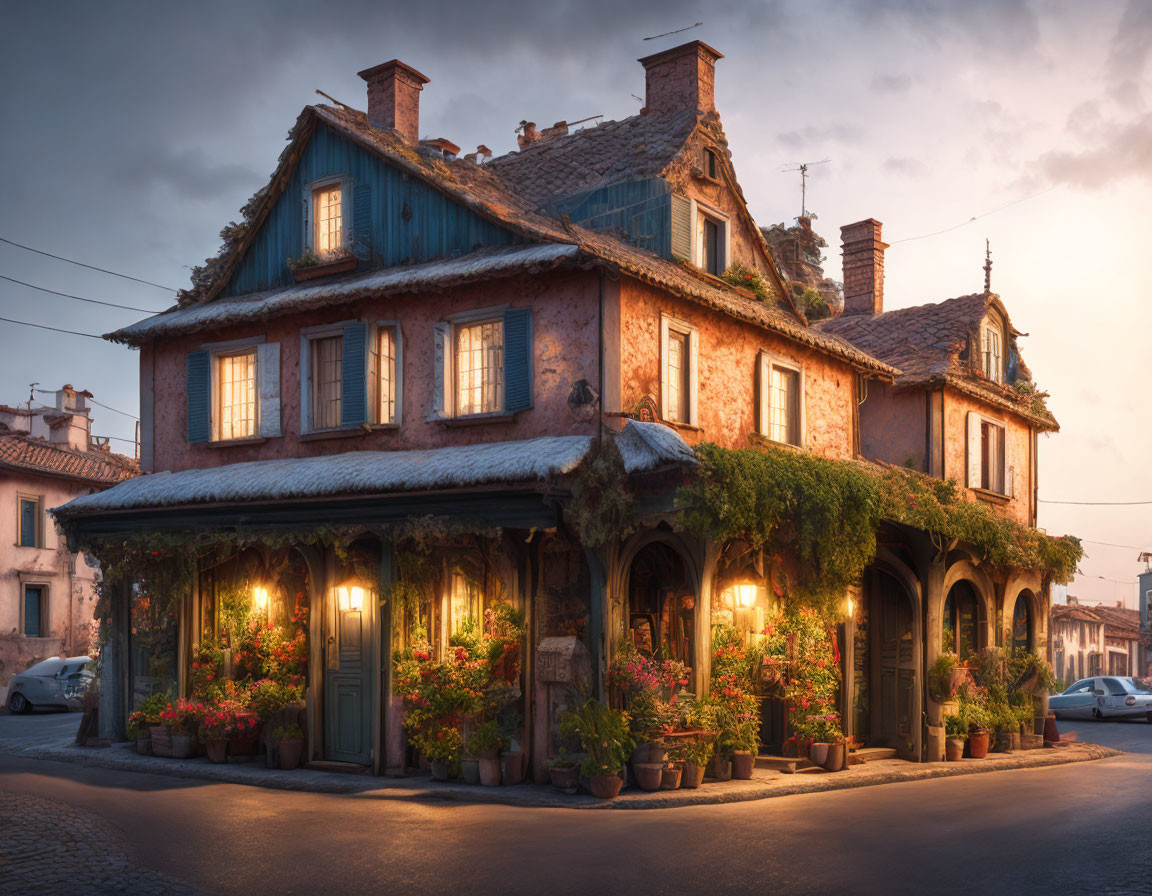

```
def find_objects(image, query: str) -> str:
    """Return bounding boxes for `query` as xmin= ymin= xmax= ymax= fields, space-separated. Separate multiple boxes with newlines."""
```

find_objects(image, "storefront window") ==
xmin=1012 ymin=593 xmax=1033 ymax=652
xmin=450 ymin=569 xmax=482 ymax=635
xmin=943 ymin=582 xmax=980 ymax=660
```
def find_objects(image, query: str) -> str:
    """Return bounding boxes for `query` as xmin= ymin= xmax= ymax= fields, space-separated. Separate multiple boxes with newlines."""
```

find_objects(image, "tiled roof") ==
xmin=0 ymin=433 xmax=138 ymax=486
xmin=816 ymin=293 xmax=1058 ymax=430
xmin=1092 ymin=605 xmax=1145 ymax=639
xmin=142 ymin=105 xmax=895 ymax=376
xmin=485 ymin=110 xmax=699 ymax=208
xmin=1052 ymin=604 xmax=1103 ymax=624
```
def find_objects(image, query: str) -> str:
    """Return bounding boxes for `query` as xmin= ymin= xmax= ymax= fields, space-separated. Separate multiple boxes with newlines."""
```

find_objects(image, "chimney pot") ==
xmin=840 ymin=219 xmax=888 ymax=315
xmin=638 ymin=40 xmax=724 ymax=116
xmin=357 ymin=59 xmax=429 ymax=146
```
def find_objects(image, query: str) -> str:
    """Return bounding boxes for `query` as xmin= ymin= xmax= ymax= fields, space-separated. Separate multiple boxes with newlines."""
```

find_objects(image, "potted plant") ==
xmin=944 ymin=712 xmax=967 ymax=761
xmin=127 ymin=711 xmax=152 ymax=755
xmin=807 ymin=714 xmax=846 ymax=771
xmin=549 ymin=754 xmax=580 ymax=793
xmin=248 ymin=678 xmax=301 ymax=760
xmin=159 ymin=698 xmax=203 ymax=759
xmin=558 ymin=699 xmax=634 ymax=800
xmin=272 ymin=723 xmax=305 ymax=770
xmin=286 ymin=246 xmax=357 ymax=282
xmin=677 ymin=737 xmax=713 ymax=789
xmin=960 ymin=695 xmax=991 ymax=759
xmin=929 ymin=653 xmax=968 ymax=703
xmin=466 ymin=720 xmax=503 ymax=786
xmin=660 ymin=761 xmax=683 ymax=790
xmin=730 ymin=709 xmax=761 ymax=779
xmin=199 ymin=702 xmax=236 ymax=763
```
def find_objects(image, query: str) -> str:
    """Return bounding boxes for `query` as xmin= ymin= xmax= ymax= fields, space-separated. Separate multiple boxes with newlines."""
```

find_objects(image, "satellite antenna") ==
xmin=781 ymin=159 xmax=830 ymax=218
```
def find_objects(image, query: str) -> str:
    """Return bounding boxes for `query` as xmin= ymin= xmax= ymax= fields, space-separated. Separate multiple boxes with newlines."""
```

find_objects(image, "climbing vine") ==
xmin=566 ymin=436 xmax=634 ymax=550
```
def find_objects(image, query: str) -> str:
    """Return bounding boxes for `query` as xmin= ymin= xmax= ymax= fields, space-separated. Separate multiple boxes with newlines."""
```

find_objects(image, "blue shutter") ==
xmin=352 ymin=183 xmax=371 ymax=261
xmin=341 ymin=323 xmax=368 ymax=426
xmin=186 ymin=351 xmax=210 ymax=443
xmin=24 ymin=587 xmax=41 ymax=637
xmin=19 ymin=500 xmax=36 ymax=547
xmin=670 ymin=194 xmax=692 ymax=261
xmin=503 ymin=308 xmax=532 ymax=414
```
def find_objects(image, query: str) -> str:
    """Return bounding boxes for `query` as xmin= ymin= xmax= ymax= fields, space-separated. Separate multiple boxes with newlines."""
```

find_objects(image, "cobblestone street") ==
xmin=0 ymin=789 xmax=201 ymax=896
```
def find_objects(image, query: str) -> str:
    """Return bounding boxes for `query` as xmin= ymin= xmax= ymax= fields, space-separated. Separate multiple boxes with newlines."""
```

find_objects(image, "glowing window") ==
xmin=216 ymin=350 xmax=256 ymax=440
xmin=313 ymin=185 xmax=343 ymax=255
xmin=310 ymin=335 xmax=343 ymax=430
xmin=767 ymin=364 xmax=800 ymax=446
xmin=378 ymin=326 xmax=398 ymax=425
xmin=455 ymin=320 xmax=504 ymax=416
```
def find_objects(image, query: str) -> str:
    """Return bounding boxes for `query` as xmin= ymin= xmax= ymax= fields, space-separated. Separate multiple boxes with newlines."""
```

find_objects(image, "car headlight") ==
xmin=1125 ymin=696 xmax=1136 ymax=706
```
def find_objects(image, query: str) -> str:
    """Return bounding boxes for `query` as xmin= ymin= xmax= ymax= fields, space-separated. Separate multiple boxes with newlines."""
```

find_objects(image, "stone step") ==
xmin=853 ymin=747 xmax=897 ymax=762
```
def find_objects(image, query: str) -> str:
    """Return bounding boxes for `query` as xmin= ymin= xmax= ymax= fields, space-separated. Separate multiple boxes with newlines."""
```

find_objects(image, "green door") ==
xmin=325 ymin=595 xmax=372 ymax=765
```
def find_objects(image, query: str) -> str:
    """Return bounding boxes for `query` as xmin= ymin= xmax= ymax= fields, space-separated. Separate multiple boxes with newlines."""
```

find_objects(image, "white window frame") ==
xmin=300 ymin=321 xmax=356 ymax=434
xmin=757 ymin=351 xmax=806 ymax=448
xmin=966 ymin=410 xmax=1013 ymax=497
xmin=982 ymin=312 xmax=1004 ymax=384
xmin=302 ymin=175 xmax=353 ymax=256
xmin=691 ymin=200 xmax=731 ymax=276
xmin=659 ymin=313 xmax=699 ymax=427
xmin=373 ymin=321 xmax=404 ymax=427
xmin=431 ymin=304 xmax=511 ymax=421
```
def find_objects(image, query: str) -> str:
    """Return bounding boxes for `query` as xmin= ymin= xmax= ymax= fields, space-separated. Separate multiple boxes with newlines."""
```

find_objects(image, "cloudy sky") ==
xmin=2 ymin=0 xmax=1148 ymax=605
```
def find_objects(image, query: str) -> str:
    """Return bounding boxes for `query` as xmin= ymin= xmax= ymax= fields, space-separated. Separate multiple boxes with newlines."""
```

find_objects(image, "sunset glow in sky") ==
xmin=2 ymin=1 xmax=1148 ymax=604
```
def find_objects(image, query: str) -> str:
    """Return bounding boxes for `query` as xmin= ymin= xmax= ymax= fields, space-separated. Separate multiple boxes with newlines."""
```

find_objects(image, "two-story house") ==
xmin=1 ymin=386 xmax=136 ymax=706
xmin=55 ymin=41 xmax=1070 ymax=775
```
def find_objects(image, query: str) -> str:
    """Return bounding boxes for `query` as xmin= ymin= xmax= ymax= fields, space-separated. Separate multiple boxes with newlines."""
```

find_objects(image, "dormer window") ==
xmin=313 ymin=184 xmax=343 ymax=254
xmin=697 ymin=206 xmax=728 ymax=277
xmin=982 ymin=311 xmax=1004 ymax=384
xmin=703 ymin=147 xmax=720 ymax=180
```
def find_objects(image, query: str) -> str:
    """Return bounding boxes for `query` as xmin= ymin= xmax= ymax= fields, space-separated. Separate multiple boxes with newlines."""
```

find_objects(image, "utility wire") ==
xmin=0 ymin=237 xmax=177 ymax=292
xmin=87 ymin=398 xmax=139 ymax=420
xmin=0 ymin=274 xmax=163 ymax=314
xmin=0 ymin=315 xmax=105 ymax=340
xmin=1079 ymin=539 xmax=1147 ymax=551
xmin=1039 ymin=499 xmax=1152 ymax=506
xmin=888 ymin=187 xmax=1057 ymax=246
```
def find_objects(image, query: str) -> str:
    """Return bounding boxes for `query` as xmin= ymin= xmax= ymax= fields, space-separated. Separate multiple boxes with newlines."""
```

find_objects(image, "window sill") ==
xmin=207 ymin=436 xmax=267 ymax=448
xmin=301 ymin=427 xmax=370 ymax=442
xmin=971 ymin=487 xmax=1010 ymax=505
xmin=438 ymin=413 xmax=517 ymax=428
xmin=750 ymin=432 xmax=804 ymax=452
xmin=660 ymin=419 xmax=702 ymax=433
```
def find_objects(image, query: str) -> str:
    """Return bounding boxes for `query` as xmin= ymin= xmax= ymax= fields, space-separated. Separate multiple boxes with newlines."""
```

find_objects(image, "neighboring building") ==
xmin=0 ymin=386 xmax=137 ymax=703
xmin=1051 ymin=597 xmax=1152 ymax=685
xmin=1139 ymin=551 xmax=1151 ymax=673
xmin=55 ymin=42 xmax=1065 ymax=771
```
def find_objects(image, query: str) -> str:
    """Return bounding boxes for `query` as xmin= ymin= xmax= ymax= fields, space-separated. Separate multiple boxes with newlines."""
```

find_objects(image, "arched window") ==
xmin=943 ymin=582 xmax=980 ymax=659
xmin=1012 ymin=592 xmax=1034 ymax=652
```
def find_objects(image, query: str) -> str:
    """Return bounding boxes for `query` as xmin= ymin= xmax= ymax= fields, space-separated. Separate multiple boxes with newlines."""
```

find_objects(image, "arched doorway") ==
xmin=859 ymin=568 xmax=918 ymax=758
xmin=943 ymin=581 xmax=982 ymax=660
xmin=626 ymin=542 xmax=695 ymax=668
xmin=1011 ymin=591 xmax=1034 ymax=652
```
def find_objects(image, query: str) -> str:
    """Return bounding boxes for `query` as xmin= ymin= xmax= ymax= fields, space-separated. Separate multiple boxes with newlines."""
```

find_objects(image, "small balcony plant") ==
xmin=286 ymin=246 xmax=357 ymax=282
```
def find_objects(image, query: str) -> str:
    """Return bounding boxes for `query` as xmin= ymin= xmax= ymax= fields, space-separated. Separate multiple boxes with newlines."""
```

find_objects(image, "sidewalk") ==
xmin=0 ymin=731 xmax=1120 ymax=810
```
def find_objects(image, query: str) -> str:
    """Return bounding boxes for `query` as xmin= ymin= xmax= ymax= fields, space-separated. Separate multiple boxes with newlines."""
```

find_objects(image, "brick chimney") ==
xmin=358 ymin=59 xmax=429 ymax=146
xmin=638 ymin=41 xmax=723 ymax=116
xmin=840 ymin=219 xmax=888 ymax=316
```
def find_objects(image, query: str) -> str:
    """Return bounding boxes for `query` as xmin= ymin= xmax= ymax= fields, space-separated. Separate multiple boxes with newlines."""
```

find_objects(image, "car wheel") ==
xmin=1146 ymin=710 xmax=1152 ymax=723
xmin=7 ymin=692 xmax=31 ymax=714
xmin=1093 ymin=708 xmax=1103 ymax=721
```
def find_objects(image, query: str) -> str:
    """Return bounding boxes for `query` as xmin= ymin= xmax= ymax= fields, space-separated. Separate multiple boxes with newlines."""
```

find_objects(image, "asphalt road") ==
xmin=1 ymin=715 xmax=1150 ymax=896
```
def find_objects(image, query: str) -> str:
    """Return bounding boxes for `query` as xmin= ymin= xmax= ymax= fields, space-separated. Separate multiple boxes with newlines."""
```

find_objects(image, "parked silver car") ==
xmin=1049 ymin=676 xmax=1152 ymax=721
xmin=6 ymin=656 xmax=93 ymax=713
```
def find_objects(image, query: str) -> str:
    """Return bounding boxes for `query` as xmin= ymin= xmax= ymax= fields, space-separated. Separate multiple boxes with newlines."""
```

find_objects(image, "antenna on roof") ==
xmin=643 ymin=22 xmax=703 ymax=41
xmin=26 ymin=382 xmax=38 ymax=412
xmin=781 ymin=159 xmax=830 ymax=219
xmin=983 ymin=238 xmax=993 ymax=293
xmin=314 ymin=89 xmax=356 ymax=112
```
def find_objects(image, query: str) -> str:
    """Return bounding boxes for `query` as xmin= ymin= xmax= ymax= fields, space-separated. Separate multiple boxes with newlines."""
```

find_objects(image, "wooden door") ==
xmin=324 ymin=595 xmax=372 ymax=765
xmin=870 ymin=572 xmax=915 ymax=758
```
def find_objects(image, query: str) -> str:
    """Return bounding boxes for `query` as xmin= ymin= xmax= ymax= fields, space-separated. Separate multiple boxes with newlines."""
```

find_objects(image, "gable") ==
xmin=222 ymin=122 xmax=520 ymax=298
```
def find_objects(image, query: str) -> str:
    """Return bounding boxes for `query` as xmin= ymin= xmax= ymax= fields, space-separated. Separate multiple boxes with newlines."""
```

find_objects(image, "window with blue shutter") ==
xmin=23 ymin=586 xmax=43 ymax=637
xmin=503 ymin=308 xmax=533 ymax=414
xmin=341 ymin=323 xmax=368 ymax=426
xmin=670 ymin=194 xmax=692 ymax=261
xmin=352 ymin=183 xmax=371 ymax=261
xmin=186 ymin=351 xmax=210 ymax=444
xmin=19 ymin=498 xmax=37 ymax=547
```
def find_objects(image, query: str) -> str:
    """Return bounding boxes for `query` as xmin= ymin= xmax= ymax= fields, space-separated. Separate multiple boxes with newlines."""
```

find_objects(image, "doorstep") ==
xmin=0 ymin=736 xmax=1122 ymax=809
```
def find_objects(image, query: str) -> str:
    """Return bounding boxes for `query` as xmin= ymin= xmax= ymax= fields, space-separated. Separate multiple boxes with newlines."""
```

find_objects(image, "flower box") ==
xmin=291 ymin=255 xmax=357 ymax=282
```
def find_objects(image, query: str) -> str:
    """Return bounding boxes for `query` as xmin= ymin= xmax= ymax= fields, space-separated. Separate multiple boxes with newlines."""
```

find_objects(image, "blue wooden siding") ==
xmin=542 ymin=178 xmax=672 ymax=258
xmin=223 ymin=123 xmax=520 ymax=298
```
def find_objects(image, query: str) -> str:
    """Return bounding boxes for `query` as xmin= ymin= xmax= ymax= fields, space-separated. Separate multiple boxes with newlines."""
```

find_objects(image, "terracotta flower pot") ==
xmin=136 ymin=735 xmax=152 ymax=756
xmin=460 ymin=758 xmax=481 ymax=785
xmin=501 ymin=750 xmax=525 ymax=786
xmin=429 ymin=758 xmax=450 ymax=781
xmin=478 ymin=757 xmax=502 ymax=786
xmin=278 ymin=739 xmax=304 ymax=770
xmin=205 ymin=739 xmax=228 ymax=764
xmin=796 ymin=737 xmax=812 ymax=761
xmin=994 ymin=731 xmax=1015 ymax=753
xmin=968 ymin=729 xmax=990 ymax=759
xmin=707 ymin=755 xmax=732 ymax=782
xmin=588 ymin=773 xmax=624 ymax=800
xmin=228 ymin=713 xmax=260 ymax=757
xmin=731 ymin=751 xmax=756 ymax=779
xmin=945 ymin=738 xmax=966 ymax=762
xmin=823 ymin=741 xmax=846 ymax=772
xmin=680 ymin=762 xmax=705 ymax=789
xmin=170 ymin=733 xmax=196 ymax=759
xmin=550 ymin=764 xmax=579 ymax=793
xmin=660 ymin=764 xmax=683 ymax=790
xmin=630 ymin=740 xmax=667 ymax=765
xmin=632 ymin=762 xmax=664 ymax=792
xmin=809 ymin=743 xmax=830 ymax=767
xmin=150 ymin=725 xmax=172 ymax=758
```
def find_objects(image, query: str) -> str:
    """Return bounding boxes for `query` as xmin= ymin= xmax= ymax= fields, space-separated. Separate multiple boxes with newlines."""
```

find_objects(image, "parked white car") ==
xmin=5 ymin=656 xmax=93 ymax=714
xmin=1049 ymin=676 xmax=1152 ymax=721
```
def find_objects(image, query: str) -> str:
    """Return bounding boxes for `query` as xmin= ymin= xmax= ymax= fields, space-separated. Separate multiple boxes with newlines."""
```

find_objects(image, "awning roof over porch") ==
xmin=53 ymin=422 xmax=695 ymax=519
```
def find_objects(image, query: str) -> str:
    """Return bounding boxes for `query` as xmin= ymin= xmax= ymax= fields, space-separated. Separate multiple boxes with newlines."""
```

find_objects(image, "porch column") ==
xmin=584 ymin=548 xmax=608 ymax=701
xmin=98 ymin=578 xmax=130 ymax=741
xmin=695 ymin=538 xmax=721 ymax=696
xmin=377 ymin=541 xmax=395 ymax=776
xmin=922 ymin=550 xmax=946 ymax=762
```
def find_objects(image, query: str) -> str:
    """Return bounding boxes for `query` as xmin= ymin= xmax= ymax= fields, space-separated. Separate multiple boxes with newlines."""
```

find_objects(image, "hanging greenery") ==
xmin=566 ymin=435 xmax=634 ymax=550
xmin=678 ymin=443 xmax=1082 ymax=611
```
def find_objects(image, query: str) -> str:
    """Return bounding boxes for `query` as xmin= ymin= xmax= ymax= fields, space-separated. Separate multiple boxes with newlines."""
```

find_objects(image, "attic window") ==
xmin=703 ymin=148 xmax=719 ymax=180
xmin=982 ymin=311 xmax=1004 ymax=384
xmin=314 ymin=185 xmax=343 ymax=254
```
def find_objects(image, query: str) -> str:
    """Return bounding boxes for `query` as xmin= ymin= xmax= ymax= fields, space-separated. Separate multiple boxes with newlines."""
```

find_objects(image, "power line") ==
xmin=1080 ymin=539 xmax=1147 ymax=551
xmin=0 ymin=315 xmax=105 ymax=340
xmin=1039 ymin=499 xmax=1152 ymax=506
xmin=0 ymin=237 xmax=177 ymax=292
xmin=88 ymin=398 xmax=139 ymax=420
xmin=888 ymin=187 xmax=1057 ymax=246
xmin=0 ymin=274 xmax=163 ymax=314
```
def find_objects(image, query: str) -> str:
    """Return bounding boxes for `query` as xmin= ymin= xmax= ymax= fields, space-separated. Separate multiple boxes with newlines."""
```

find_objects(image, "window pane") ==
xmin=314 ymin=185 xmax=343 ymax=255
xmin=311 ymin=335 xmax=343 ymax=429
xmin=455 ymin=321 xmax=504 ymax=415
xmin=217 ymin=351 xmax=256 ymax=440
xmin=24 ymin=586 xmax=42 ymax=637
xmin=379 ymin=327 xmax=396 ymax=424
xmin=666 ymin=331 xmax=687 ymax=422
xmin=768 ymin=365 xmax=800 ymax=445
xmin=19 ymin=499 xmax=37 ymax=547
xmin=450 ymin=571 xmax=481 ymax=634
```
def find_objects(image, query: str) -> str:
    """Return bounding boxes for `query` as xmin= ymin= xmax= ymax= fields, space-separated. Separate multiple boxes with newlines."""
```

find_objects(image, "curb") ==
xmin=0 ymin=740 xmax=1122 ymax=810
